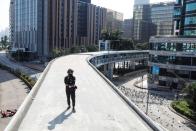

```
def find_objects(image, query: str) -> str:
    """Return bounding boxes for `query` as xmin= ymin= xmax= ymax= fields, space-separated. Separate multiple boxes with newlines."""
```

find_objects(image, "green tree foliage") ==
xmin=52 ymin=45 xmax=99 ymax=58
xmin=86 ymin=45 xmax=98 ymax=52
xmin=184 ymin=83 xmax=196 ymax=111
xmin=111 ymin=39 xmax=134 ymax=50
xmin=135 ymin=42 xmax=149 ymax=50
xmin=0 ymin=35 xmax=8 ymax=48
xmin=101 ymin=30 xmax=123 ymax=40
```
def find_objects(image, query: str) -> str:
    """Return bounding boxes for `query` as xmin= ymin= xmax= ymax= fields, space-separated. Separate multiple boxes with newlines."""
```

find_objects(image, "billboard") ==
xmin=152 ymin=65 xmax=160 ymax=75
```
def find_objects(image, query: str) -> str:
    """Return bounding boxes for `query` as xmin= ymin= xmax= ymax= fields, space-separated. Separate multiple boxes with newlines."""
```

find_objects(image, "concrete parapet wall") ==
xmin=87 ymin=55 xmax=166 ymax=131
xmin=5 ymin=60 xmax=55 ymax=131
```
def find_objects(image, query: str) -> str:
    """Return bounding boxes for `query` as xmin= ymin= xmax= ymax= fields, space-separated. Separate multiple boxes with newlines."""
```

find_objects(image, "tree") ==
xmin=101 ymin=30 xmax=122 ymax=40
xmin=135 ymin=42 xmax=149 ymax=50
xmin=86 ymin=45 xmax=98 ymax=52
xmin=0 ymin=35 xmax=8 ymax=48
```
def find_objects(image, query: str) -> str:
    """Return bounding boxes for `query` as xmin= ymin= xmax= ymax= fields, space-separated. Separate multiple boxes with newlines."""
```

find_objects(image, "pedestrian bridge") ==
xmin=5 ymin=51 xmax=164 ymax=131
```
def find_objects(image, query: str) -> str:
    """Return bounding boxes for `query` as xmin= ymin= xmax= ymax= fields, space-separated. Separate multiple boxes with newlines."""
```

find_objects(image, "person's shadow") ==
xmin=48 ymin=109 xmax=73 ymax=130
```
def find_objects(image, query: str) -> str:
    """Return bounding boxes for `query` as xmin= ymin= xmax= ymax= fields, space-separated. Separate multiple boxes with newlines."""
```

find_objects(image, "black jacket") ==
xmin=64 ymin=75 xmax=76 ymax=86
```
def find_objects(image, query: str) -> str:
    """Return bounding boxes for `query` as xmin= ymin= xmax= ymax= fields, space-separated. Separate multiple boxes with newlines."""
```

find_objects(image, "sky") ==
xmin=0 ymin=0 xmax=174 ymax=32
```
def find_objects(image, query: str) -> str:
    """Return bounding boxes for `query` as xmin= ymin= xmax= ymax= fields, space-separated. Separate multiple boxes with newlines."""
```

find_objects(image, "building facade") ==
xmin=174 ymin=0 xmax=196 ymax=36
xmin=149 ymin=36 xmax=196 ymax=89
xmin=105 ymin=9 xmax=123 ymax=32
xmin=134 ymin=0 xmax=149 ymax=5
xmin=133 ymin=2 xmax=175 ymax=42
xmin=77 ymin=1 xmax=107 ymax=46
xmin=132 ymin=4 xmax=152 ymax=42
xmin=122 ymin=19 xmax=133 ymax=39
xmin=148 ymin=0 xmax=196 ymax=89
xmin=9 ymin=0 xmax=15 ymax=46
xmin=10 ymin=0 xmax=44 ymax=57
xmin=10 ymin=0 xmax=123 ymax=59
xmin=151 ymin=2 xmax=175 ymax=36
xmin=43 ymin=0 xmax=78 ymax=58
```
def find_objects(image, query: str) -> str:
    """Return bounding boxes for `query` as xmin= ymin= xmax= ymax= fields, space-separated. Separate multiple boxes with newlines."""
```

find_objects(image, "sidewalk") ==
xmin=0 ymin=69 xmax=28 ymax=131
xmin=114 ymin=75 xmax=196 ymax=131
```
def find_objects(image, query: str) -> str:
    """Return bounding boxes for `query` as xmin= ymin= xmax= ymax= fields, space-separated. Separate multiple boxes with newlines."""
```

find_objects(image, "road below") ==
xmin=113 ymin=73 xmax=196 ymax=131
xmin=0 ymin=69 xmax=28 ymax=131
xmin=0 ymin=51 xmax=41 ymax=80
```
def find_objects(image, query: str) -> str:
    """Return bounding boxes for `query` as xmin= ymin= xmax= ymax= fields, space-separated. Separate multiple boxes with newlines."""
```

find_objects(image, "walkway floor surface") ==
xmin=17 ymin=54 xmax=152 ymax=131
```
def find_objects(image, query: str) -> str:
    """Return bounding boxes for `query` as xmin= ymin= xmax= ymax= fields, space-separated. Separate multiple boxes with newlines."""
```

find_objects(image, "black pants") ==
xmin=66 ymin=88 xmax=75 ymax=108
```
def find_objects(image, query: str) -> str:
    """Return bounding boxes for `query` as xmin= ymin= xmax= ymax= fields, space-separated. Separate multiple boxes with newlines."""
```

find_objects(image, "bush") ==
xmin=172 ymin=100 xmax=196 ymax=121
xmin=86 ymin=45 xmax=98 ymax=52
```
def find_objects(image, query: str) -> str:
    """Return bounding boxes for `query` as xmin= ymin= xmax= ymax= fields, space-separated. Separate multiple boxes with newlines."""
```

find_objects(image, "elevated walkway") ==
xmin=5 ymin=52 xmax=162 ymax=131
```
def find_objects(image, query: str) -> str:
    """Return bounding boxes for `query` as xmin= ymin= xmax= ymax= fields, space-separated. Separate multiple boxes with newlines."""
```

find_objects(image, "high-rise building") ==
xmin=122 ymin=19 xmax=133 ymax=39
xmin=10 ymin=0 xmax=122 ymax=59
xmin=151 ymin=2 xmax=175 ymax=36
xmin=42 ymin=0 xmax=78 ymax=58
xmin=106 ymin=9 xmax=123 ymax=32
xmin=133 ymin=2 xmax=175 ymax=42
xmin=132 ymin=4 xmax=152 ymax=42
xmin=174 ymin=0 xmax=196 ymax=36
xmin=148 ymin=0 xmax=196 ymax=89
xmin=134 ymin=0 xmax=149 ymax=5
xmin=77 ymin=1 xmax=107 ymax=46
xmin=80 ymin=0 xmax=91 ymax=3
xmin=9 ymin=0 xmax=15 ymax=46
xmin=10 ymin=0 xmax=44 ymax=57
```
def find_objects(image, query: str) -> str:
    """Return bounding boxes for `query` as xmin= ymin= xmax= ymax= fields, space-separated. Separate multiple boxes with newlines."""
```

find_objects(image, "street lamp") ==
xmin=146 ymin=89 xmax=150 ymax=115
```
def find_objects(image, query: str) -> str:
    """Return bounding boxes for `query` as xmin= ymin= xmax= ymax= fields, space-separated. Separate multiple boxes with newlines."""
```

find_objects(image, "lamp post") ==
xmin=146 ymin=89 xmax=150 ymax=115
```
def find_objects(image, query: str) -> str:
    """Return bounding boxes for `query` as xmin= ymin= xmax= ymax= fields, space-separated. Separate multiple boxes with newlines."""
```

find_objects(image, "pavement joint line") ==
xmin=4 ymin=59 xmax=55 ymax=131
xmin=86 ymin=55 xmax=167 ymax=131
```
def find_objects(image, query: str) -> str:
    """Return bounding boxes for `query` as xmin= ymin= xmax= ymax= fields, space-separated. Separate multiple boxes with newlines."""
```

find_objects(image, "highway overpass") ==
xmin=5 ymin=51 xmax=164 ymax=131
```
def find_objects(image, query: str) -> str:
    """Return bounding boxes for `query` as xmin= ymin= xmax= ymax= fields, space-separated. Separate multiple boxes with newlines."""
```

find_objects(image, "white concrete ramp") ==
xmin=11 ymin=54 xmax=152 ymax=131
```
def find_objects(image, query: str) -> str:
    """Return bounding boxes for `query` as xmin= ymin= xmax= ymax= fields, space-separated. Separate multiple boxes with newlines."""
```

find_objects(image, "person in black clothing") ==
xmin=64 ymin=69 xmax=77 ymax=113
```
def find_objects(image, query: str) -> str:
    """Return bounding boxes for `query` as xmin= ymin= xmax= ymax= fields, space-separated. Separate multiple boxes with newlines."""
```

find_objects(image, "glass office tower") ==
xmin=149 ymin=0 xmax=196 ymax=89
xmin=174 ymin=0 xmax=196 ymax=36
xmin=10 ymin=0 xmax=44 ymax=58
xmin=151 ymin=2 xmax=175 ymax=36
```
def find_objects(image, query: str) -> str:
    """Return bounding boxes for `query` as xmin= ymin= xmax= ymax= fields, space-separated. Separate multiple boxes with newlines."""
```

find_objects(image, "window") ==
xmin=176 ymin=0 xmax=181 ymax=4
xmin=186 ymin=3 xmax=196 ymax=12
xmin=184 ymin=30 xmax=196 ymax=36
xmin=185 ymin=16 xmax=196 ymax=25
xmin=174 ymin=8 xmax=181 ymax=16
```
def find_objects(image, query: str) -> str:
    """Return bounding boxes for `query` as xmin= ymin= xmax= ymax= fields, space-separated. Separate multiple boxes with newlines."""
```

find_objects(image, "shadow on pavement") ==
xmin=112 ymin=72 xmax=147 ymax=86
xmin=184 ymin=121 xmax=196 ymax=131
xmin=48 ymin=109 xmax=73 ymax=130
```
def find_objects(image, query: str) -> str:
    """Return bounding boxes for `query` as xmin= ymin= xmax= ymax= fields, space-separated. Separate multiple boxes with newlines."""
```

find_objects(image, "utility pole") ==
xmin=146 ymin=89 xmax=150 ymax=115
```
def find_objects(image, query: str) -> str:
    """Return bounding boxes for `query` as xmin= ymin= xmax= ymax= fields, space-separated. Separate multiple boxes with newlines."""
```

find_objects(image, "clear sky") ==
xmin=0 ymin=0 xmax=175 ymax=32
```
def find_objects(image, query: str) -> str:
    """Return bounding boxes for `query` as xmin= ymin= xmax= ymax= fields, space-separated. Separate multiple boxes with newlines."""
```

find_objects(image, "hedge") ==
xmin=171 ymin=100 xmax=196 ymax=121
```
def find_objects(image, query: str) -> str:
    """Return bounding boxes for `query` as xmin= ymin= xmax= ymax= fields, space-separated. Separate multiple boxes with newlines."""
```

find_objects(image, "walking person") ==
xmin=64 ymin=69 xmax=77 ymax=113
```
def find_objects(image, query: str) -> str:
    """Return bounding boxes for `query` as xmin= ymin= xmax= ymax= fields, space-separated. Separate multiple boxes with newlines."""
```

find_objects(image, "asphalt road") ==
xmin=0 ymin=51 xmax=41 ymax=79
xmin=17 ymin=54 xmax=153 ymax=131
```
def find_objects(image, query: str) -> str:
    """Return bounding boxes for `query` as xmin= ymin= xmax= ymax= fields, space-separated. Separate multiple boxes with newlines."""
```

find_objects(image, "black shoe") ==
xmin=72 ymin=108 xmax=76 ymax=113
xmin=67 ymin=106 xmax=71 ymax=110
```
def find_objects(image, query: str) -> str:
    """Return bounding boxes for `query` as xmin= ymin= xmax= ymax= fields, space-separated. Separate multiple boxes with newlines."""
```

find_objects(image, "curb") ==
xmin=134 ymin=81 xmax=173 ymax=92
xmin=5 ymin=59 xmax=55 ymax=131
xmin=87 ymin=56 xmax=167 ymax=131
xmin=168 ymin=104 xmax=196 ymax=125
